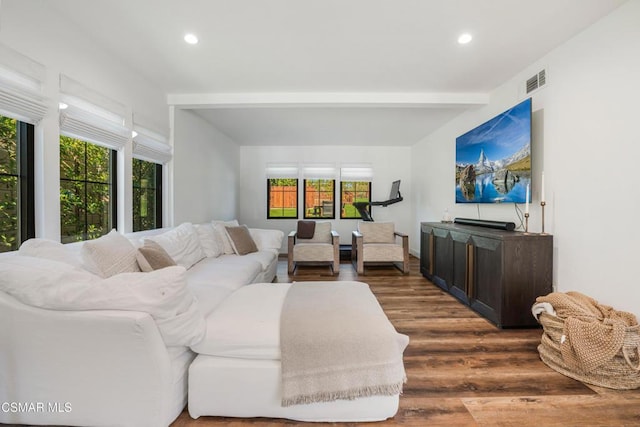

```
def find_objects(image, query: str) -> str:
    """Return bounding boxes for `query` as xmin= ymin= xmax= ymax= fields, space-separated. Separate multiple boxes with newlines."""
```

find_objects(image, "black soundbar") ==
xmin=454 ymin=217 xmax=516 ymax=231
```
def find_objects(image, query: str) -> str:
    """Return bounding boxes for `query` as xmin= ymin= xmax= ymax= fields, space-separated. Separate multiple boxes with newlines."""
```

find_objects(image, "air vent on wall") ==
xmin=526 ymin=69 xmax=547 ymax=94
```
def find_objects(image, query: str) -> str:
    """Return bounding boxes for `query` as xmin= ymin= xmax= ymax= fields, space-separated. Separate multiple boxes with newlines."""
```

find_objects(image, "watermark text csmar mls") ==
xmin=1 ymin=402 xmax=72 ymax=413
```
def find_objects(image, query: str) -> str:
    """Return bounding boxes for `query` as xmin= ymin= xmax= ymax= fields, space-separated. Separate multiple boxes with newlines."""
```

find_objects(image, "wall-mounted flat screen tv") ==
xmin=455 ymin=98 xmax=531 ymax=204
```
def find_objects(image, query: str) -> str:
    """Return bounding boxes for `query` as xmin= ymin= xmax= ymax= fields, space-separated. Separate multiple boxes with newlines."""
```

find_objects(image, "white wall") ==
xmin=0 ymin=0 xmax=168 ymax=238
xmin=172 ymin=109 xmax=239 ymax=224
xmin=412 ymin=0 xmax=640 ymax=316
xmin=239 ymin=145 xmax=412 ymax=252
xmin=5 ymin=0 xmax=638 ymax=322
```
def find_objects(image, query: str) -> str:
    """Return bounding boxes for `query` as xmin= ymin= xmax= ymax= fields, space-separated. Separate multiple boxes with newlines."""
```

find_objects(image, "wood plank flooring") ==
xmin=173 ymin=256 xmax=640 ymax=426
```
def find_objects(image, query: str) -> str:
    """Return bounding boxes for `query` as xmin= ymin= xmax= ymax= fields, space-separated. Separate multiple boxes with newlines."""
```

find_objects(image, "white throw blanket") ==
xmin=280 ymin=281 xmax=409 ymax=407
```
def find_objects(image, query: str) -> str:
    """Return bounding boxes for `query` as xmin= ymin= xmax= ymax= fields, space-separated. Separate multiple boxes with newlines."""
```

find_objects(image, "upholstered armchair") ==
xmin=352 ymin=222 xmax=409 ymax=275
xmin=288 ymin=221 xmax=340 ymax=274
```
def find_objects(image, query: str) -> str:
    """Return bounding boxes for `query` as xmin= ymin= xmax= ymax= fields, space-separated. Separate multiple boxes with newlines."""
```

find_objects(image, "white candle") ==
xmin=541 ymin=172 xmax=545 ymax=202
xmin=525 ymin=184 xmax=530 ymax=214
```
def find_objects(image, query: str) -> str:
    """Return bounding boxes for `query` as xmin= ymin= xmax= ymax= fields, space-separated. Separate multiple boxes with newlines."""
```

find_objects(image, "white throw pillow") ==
xmin=0 ymin=256 xmax=205 ymax=347
xmin=81 ymin=229 xmax=141 ymax=278
xmin=194 ymin=223 xmax=222 ymax=258
xmin=249 ymin=228 xmax=285 ymax=252
xmin=18 ymin=238 xmax=82 ymax=268
xmin=145 ymin=222 xmax=206 ymax=269
xmin=212 ymin=219 xmax=239 ymax=255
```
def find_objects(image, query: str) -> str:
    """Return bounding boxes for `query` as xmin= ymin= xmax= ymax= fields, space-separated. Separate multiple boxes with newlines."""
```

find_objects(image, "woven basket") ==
xmin=537 ymin=311 xmax=640 ymax=389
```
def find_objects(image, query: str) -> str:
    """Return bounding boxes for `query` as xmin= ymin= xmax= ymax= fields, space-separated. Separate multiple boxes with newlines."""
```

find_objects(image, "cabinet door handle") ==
xmin=429 ymin=233 xmax=434 ymax=275
xmin=466 ymin=243 xmax=474 ymax=298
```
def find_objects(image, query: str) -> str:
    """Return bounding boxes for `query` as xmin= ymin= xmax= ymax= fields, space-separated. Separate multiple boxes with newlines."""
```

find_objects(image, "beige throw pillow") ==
xmin=137 ymin=240 xmax=177 ymax=272
xmin=225 ymin=225 xmax=258 ymax=255
xmin=81 ymin=229 xmax=141 ymax=278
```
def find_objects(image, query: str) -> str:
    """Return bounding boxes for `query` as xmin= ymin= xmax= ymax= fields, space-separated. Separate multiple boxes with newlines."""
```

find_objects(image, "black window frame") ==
xmin=0 ymin=117 xmax=35 ymax=252
xmin=303 ymin=178 xmax=335 ymax=219
xmin=59 ymin=136 xmax=117 ymax=243
xmin=340 ymin=181 xmax=372 ymax=219
xmin=267 ymin=178 xmax=298 ymax=219
xmin=132 ymin=158 xmax=163 ymax=231
xmin=17 ymin=122 xmax=35 ymax=245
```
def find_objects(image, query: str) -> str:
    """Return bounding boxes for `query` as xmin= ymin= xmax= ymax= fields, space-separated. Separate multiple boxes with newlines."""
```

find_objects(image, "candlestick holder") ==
xmin=524 ymin=212 xmax=530 ymax=234
xmin=540 ymin=201 xmax=547 ymax=235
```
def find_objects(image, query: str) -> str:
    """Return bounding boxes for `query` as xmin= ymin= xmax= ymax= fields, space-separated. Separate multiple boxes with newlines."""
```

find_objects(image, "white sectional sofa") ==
xmin=0 ymin=220 xmax=407 ymax=427
xmin=0 ymin=221 xmax=284 ymax=427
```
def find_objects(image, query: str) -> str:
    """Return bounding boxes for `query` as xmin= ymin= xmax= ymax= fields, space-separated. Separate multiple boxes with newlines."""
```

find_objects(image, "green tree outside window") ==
xmin=0 ymin=115 xmax=19 ymax=251
xmin=60 ymin=136 xmax=114 ymax=243
xmin=133 ymin=158 xmax=161 ymax=231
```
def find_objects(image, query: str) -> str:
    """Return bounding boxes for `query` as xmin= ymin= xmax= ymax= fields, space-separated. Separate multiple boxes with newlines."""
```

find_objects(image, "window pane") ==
xmin=86 ymin=182 xmax=111 ymax=240
xmin=0 ymin=115 xmax=18 ymax=251
xmin=133 ymin=158 xmax=157 ymax=188
xmin=132 ymin=158 xmax=161 ymax=231
xmin=0 ymin=115 xmax=34 ymax=251
xmin=86 ymin=143 xmax=110 ymax=183
xmin=0 ymin=175 xmax=19 ymax=251
xmin=304 ymin=179 xmax=334 ymax=219
xmin=355 ymin=181 xmax=370 ymax=192
xmin=133 ymin=187 xmax=157 ymax=231
xmin=268 ymin=178 xmax=297 ymax=219
xmin=0 ymin=116 xmax=17 ymax=175
xmin=60 ymin=180 xmax=86 ymax=243
xmin=341 ymin=181 xmax=371 ymax=219
xmin=60 ymin=136 xmax=115 ymax=242
xmin=138 ymin=158 xmax=156 ymax=182
xmin=59 ymin=135 xmax=86 ymax=181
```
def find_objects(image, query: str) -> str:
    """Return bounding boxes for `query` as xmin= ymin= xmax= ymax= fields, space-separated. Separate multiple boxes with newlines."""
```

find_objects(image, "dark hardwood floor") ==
xmin=174 ymin=256 xmax=640 ymax=426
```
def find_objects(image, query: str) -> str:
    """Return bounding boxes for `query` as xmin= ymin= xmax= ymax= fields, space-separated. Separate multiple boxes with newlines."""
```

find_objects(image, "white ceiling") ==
xmin=48 ymin=0 xmax=627 ymax=146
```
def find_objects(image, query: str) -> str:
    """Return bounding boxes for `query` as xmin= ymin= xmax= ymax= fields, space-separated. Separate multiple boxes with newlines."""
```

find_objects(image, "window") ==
xmin=340 ymin=181 xmax=371 ymax=219
xmin=0 ymin=115 xmax=34 ymax=252
xmin=133 ymin=158 xmax=162 ymax=231
xmin=131 ymin=120 xmax=170 ymax=231
xmin=60 ymin=136 xmax=116 ymax=243
xmin=267 ymin=178 xmax=298 ymax=219
xmin=304 ymin=179 xmax=335 ymax=219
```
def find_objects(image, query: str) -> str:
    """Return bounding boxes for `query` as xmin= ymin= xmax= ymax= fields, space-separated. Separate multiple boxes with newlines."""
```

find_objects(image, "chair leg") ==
xmin=402 ymin=234 xmax=410 ymax=274
xmin=332 ymin=234 xmax=340 ymax=275
xmin=352 ymin=232 xmax=364 ymax=274
xmin=356 ymin=253 xmax=364 ymax=275
xmin=288 ymin=234 xmax=295 ymax=273
xmin=287 ymin=251 xmax=295 ymax=274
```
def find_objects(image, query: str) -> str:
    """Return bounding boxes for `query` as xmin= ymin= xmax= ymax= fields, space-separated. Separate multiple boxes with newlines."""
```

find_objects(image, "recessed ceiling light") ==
xmin=458 ymin=33 xmax=473 ymax=44
xmin=131 ymin=130 xmax=138 ymax=138
xmin=184 ymin=33 xmax=199 ymax=45
xmin=58 ymin=102 xmax=68 ymax=110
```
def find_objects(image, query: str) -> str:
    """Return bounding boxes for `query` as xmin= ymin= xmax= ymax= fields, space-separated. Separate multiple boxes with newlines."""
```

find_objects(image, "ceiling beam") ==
xmin=167 ymin=92 xmax=489 ymax=109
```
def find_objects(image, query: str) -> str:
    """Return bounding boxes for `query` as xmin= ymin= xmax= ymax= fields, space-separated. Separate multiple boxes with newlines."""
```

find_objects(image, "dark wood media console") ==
xmin=420 ymin=222 xmax=553 ymax=328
